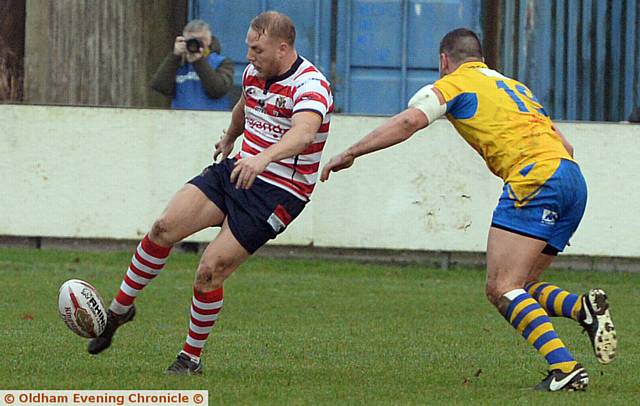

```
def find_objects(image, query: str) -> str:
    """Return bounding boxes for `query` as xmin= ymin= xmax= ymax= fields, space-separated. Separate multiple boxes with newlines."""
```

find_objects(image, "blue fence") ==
xmin=190 ymin=0 xmax=639 ymax=120
xmin=335 ymin=0 xmax=481 ymax=114
xmin=501 ymin=0 xmax=640 ymax=122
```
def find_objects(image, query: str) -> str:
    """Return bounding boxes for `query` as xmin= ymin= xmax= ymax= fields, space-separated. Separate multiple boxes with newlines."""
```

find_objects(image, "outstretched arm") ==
xmin=319 ymin=108 xmax=429 ymax=182
xmin=320 ymin=85 xmax=446 ymax=181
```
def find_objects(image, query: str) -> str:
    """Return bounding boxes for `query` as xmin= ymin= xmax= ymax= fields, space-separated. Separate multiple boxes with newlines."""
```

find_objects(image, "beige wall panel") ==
xmin=2 ymin=105 xmax=639 ymax=257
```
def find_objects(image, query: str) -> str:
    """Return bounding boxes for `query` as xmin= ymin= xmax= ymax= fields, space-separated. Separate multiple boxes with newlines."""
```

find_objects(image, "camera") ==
xmin=185 ymin=38 xmax=203 ymax=53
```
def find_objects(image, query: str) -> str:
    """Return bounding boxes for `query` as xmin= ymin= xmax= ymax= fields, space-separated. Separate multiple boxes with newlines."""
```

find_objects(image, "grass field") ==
xmin=1 ymin=247 xmax=639 ymax=404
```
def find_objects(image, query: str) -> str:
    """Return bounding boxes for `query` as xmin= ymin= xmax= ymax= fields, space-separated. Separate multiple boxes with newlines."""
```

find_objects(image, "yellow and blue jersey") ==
xmin=429 ymin=61 xmax=586 ymax=253
xmin=433 ymin=62 xmax=572 ymax=205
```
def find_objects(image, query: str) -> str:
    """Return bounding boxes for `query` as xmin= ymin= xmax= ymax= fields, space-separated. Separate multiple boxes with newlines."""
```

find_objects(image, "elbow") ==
xmin=205 ymin=89 xmax=226 ymax=99
xmin=150 ymin=80 xmax=161 ymax=93
xmin=400 ymin=116 xmax=421 ymax=139
xmin=566 ymin=143 xmax=574 ymax=158
xmin=205 ymin=80 xmax=233 ymax=99
xmin=302 ymin=135 xmax=314 ymax=150
xmin=150 ymin=84 xmax=172 ymax=97
xmin=299 ymin=132 xmax=316 ymax=151
xmin=150 ymin=76 xmax=175 ymax=97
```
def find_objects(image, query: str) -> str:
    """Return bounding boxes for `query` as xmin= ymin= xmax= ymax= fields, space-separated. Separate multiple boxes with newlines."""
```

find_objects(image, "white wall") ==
xmin=2 ymin=105 xmax=639 ymax=257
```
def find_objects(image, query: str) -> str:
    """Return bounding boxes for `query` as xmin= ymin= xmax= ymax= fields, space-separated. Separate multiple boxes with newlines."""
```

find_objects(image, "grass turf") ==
xmin=1 ymin=247 xmax=638 ymax=404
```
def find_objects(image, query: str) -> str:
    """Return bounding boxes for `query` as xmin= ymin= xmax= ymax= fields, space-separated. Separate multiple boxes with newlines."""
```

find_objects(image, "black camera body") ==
xmin=185 ymin=38 xmax=203 ymax=53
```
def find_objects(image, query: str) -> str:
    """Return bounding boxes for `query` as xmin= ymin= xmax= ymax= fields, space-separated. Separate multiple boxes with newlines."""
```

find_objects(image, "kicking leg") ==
xmin=89 ymin=184 xmax=225 ymax=355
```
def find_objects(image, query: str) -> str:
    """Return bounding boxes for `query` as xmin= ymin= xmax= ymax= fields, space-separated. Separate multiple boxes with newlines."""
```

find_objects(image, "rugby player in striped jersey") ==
xmin=87 ymin=11 xmax=333 ymax=375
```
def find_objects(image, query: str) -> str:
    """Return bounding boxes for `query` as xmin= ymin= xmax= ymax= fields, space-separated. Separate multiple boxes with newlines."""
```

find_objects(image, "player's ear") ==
xmin=278 ymin=41 xmax=288 ymax=55
xmin=439 ymin=53 xmax=447 ymax=74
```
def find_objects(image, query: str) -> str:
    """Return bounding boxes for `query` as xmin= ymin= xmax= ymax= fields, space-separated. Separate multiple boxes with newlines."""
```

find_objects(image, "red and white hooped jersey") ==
xmin=238 ymin=56 xmax=333 ymax=201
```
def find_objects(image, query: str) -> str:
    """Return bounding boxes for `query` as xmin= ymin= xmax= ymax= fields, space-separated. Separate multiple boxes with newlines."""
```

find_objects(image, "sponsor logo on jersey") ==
xmin=246 ymin=118 xmax=286 ymax=135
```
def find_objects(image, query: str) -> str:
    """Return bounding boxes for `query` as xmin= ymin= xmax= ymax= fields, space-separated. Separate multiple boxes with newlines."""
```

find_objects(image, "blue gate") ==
xmin=335 ymin=0 xmax=482 ymax=115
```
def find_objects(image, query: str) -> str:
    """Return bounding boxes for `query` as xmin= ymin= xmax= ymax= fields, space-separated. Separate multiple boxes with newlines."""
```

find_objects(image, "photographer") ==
xmin=151 ymin=19 xmax=234 ymax=110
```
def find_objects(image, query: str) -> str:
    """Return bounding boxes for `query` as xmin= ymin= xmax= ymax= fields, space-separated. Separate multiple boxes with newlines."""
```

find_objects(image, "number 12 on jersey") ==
xmin=496 ymin=80 xmax=548 ymax=116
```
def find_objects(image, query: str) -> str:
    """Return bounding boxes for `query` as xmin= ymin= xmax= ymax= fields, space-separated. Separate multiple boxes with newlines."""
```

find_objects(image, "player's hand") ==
xmin=230 ymin=154 xmax=270 ymax=189
xmin=213 ymin=130 xmax=235 ymax=161
xmin=319 ymin=151 xmax=355 ymax=182
xmin=173 ymin=36 xmax=186 ymax=56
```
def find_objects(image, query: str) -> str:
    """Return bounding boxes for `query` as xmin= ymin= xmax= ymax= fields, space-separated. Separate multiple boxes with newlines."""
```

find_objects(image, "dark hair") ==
xmin=439 ymin=28 xmax=483 ymax=63
xmin=250 ymin=11 xmax=296 ymax=46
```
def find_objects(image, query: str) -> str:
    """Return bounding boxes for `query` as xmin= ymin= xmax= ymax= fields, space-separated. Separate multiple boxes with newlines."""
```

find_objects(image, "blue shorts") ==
xmin=491 ymin=159 xmax=587 ymax=253
xmin=188 ymin=158 xmax=306 ymax=254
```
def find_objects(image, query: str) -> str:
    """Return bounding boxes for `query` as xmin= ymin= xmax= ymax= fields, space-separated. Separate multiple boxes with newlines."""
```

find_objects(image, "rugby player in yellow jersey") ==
xmin=320 ymin=28 xmax=617 ymax=391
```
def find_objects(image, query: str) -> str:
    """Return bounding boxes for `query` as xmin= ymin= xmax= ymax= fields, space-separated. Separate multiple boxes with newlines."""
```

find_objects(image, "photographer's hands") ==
xmin=173 ymin=36 xmax=186 ymax=56
xmin=185 ymin=49 xmax=205 ymax=63
xmin=174 ymin=36 xmax=205 ymax=63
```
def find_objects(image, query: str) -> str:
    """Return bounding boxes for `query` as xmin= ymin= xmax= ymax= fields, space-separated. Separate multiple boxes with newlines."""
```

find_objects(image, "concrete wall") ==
xmin=2 ymin=104 xmax=639 ymax=257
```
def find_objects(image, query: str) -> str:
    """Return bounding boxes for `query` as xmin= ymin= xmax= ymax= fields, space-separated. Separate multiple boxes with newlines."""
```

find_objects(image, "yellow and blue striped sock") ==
xmin=503 ymin=288 xmax=577 ymax=373
xmin=524 ymin=281 xmax=583 ymax=321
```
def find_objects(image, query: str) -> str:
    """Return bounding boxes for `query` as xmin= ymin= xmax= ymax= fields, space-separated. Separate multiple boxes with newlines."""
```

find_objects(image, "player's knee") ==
xmin=149 ymin=217 xmax=176 ymax=246
xmin=195 ymin=259 xmax=230 ymax=290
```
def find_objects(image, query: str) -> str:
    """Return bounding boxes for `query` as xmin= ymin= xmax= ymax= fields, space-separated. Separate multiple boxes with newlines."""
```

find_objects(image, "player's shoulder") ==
xmin=292 ymin=57 xmax=331 ymax=89
xmin=433 ymin=72 xmax=466 ymax=99
xmin=434 ymin=63 xmax=495 ymax=98
xmin=436 ymin=65 xmax=476 ymax=86
xmin=295 ymin=57 xmax=328 ymax=79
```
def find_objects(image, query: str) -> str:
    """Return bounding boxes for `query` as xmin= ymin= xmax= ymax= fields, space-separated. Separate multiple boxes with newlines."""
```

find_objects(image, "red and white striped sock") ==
xmin=109 ymin=235 xmax=171 ymax=315
xmin=181 ymin=287 xmax=224 ymax=362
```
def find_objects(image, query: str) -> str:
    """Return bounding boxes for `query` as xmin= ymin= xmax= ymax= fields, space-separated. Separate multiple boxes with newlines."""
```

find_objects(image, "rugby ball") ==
xmin=58 ymin=279 xmax=107 ymax=338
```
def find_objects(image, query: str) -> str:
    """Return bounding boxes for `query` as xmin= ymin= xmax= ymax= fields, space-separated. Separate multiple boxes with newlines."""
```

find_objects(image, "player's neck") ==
xmin=276 ymin=52 xmax=299 ymax=76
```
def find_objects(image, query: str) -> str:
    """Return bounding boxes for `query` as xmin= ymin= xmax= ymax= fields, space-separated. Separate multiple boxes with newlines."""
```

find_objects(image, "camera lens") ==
xmin=185 ymin=38 xmax=202 ymax=53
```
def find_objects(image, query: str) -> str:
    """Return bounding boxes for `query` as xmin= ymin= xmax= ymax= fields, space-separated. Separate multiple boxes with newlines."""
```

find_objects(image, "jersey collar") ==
xmin=265 ymin=55 xmax=303 ymax=89
xmin=458 ymin=61 xmax=488 ymax=70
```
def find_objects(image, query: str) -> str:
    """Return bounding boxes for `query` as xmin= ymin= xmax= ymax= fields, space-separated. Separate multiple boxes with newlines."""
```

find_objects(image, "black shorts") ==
xmin=188 ymin=158 xmax=306 ymax=254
